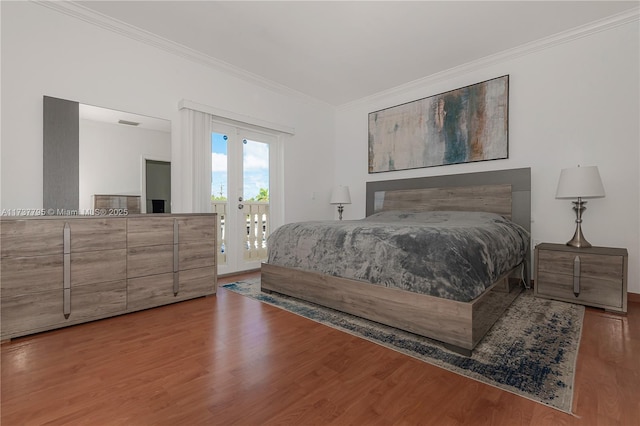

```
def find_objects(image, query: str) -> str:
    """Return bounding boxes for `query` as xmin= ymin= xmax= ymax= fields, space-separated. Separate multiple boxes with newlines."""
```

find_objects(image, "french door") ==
xmin=211 ymin=122 xmax=276 ymax=275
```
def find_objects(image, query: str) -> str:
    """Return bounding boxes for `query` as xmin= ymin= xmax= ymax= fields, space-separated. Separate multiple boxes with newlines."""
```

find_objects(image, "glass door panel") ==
xmin=211 ymin=131 xmax=229 ymax=271
xmin=211 ymin=124 xmax=273 ymax=274
xmin=241 ymin=138 xmax=269 ymax=264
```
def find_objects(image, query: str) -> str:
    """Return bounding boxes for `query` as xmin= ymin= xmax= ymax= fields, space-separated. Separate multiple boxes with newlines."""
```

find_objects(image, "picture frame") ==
xmin=368 ymin=75 xmax=509 ymax=173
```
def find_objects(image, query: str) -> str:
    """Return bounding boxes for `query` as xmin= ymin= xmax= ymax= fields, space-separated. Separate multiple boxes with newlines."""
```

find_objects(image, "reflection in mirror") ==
xmin=78 ymin=104 xmax=171 ymax=213
xmin=43 ymin=96 xmax=171 ymax=214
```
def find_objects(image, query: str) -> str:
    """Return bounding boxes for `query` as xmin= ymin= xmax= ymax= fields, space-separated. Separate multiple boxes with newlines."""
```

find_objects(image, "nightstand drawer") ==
xmin=537 ymin=250 xmax=623 ymax=280
xmin=536 ymin=271 xmax=622 ymax=308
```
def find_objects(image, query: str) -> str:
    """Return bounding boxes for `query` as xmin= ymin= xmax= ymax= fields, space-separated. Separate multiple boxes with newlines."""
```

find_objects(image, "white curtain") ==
xmin=180 ymin=108 xmax=212 ymax=213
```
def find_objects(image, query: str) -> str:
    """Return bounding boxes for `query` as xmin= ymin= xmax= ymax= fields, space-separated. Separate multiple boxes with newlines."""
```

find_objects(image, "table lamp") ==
xmin=555 ymin=165 xmax=605 ymax=248
xmin=330 ymin=186 xmax=351 ymax=220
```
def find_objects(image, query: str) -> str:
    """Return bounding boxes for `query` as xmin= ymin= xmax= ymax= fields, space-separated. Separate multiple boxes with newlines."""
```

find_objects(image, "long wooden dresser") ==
xmin=1 ymin=214 xmax=216 ymax=340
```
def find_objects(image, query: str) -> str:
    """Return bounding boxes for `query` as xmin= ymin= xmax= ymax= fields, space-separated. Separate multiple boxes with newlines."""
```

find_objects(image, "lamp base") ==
xmin=566 ymin=224 xmax=592 ymax=248
xmin=566 ymin=199 xmax=592 ymax=248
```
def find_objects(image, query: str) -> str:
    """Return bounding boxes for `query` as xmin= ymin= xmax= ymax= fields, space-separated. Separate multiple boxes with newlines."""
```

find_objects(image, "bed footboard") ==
xmin=261 ymin=263 xmax=522 ymax=355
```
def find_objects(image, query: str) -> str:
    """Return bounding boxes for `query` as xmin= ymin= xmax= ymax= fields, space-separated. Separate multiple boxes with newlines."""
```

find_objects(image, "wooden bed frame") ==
xmin=261 ymin=168 xmax=531 ymax=355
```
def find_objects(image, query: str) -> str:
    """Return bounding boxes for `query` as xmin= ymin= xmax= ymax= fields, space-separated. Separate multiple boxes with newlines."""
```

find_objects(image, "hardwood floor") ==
xmin=2 ymin=271 xmax=638 ymax=425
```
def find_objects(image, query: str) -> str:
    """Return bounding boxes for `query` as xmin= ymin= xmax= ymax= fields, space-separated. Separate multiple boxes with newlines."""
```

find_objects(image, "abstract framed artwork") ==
xmin=368 ymin=75 xmax=509 ymax=173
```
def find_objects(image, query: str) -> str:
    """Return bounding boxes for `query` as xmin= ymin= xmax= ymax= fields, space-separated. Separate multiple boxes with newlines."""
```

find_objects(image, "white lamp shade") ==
xmin=330 ymin=186 xmax=351 ymax=205
xmin=555 ymin=166 xmax=605 ymax=199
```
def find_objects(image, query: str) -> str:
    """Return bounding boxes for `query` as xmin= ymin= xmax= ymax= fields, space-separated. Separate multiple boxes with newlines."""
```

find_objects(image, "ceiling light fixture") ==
xmin=118 ymin=119 xmax=140 ymax=126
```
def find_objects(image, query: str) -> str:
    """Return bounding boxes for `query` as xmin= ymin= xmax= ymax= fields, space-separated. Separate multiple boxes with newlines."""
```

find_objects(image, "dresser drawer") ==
xmin=1 ymin=219 xmax=66 ymax=257
xmin=70 ymin=279 xmax=127 ymax=319
xmin=69 ymin=218 xmax=127 ymax=252
xmin=127 ymin=244 xmax=174 ymax=278
xmin=1 ymin=290 xmax=67 ymax=336
xmin=71 ymin=249 xmax=127 ymax=286
xmin=178 ymin=266 xmax=216 ymax=298
xmin=127 ymin=217 xmax=175 ymax=247
xmin=1 ymin=254 xmax=63 ymax=296
xmin=127 ymin=272 xmax=175 ymax=311
xmin=176 ymin=216 xmax=215 ymax=242
xmin=1 ymin=280 xmax=126 ymax=339
xmin=178 ymin=241 xmax=216 ymax=270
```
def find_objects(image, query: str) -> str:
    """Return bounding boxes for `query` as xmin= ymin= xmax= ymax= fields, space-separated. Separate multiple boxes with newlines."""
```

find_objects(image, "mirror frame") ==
xmin=43 ymin=96 xmax=79 ymax=213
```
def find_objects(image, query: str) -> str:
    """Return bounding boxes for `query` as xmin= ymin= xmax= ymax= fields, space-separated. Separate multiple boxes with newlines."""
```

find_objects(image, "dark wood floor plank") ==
xmin=2 ymin=271 xmax=638 ymax=425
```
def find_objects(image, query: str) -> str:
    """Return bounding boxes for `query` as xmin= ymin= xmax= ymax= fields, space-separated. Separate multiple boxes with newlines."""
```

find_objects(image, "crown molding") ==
xmin=33 ymin=0 xmax=329 ymax=107
xmin=32 ymin=1 xmax=638 ymax=110
xmin=338 ymin=6 xmax=640 ymax=110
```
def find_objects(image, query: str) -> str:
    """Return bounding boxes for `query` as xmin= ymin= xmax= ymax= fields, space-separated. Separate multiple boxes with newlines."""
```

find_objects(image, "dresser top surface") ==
xmin=1 ymin=213 xmax=216 ymax=221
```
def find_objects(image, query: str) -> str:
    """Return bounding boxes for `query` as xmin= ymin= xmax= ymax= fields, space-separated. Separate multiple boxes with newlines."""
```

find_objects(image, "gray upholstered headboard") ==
xmin=366 ymin=168 xmax=530 ymax=230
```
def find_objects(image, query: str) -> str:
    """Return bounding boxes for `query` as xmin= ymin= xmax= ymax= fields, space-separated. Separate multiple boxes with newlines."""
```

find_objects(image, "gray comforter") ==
xmin=266 ymin=210 xmax=529 ymax=302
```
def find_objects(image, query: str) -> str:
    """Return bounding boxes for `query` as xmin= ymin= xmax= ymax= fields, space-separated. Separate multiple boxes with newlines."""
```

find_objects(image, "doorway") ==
xmin=211 ymin=123 xmax=275 ymax=275
xmin=144 ymin=159 xmax=171 ymax=213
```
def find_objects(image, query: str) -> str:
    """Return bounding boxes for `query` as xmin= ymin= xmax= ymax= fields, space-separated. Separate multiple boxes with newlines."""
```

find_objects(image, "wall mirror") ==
xmin=43 ymin=96 xmax=171 ymax=214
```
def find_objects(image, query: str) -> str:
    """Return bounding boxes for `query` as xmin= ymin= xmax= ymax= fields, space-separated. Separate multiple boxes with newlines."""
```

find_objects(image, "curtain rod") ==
xmin=178 ymin=99 xmax=295 ymax=136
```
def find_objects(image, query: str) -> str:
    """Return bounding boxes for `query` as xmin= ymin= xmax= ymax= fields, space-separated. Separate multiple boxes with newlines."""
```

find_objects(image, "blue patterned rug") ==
xmin=223 ymin=278 xmax=584 ymax=414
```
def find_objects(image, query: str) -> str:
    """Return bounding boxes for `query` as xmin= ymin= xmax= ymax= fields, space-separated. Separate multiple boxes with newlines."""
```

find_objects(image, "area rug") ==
xmin=222 ymin=278 xmax=584 ymax=414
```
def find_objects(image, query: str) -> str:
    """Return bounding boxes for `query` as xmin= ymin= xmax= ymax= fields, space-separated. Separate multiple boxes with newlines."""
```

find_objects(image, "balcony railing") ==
xmin=211 ymin=201 xmax=269 ymax=265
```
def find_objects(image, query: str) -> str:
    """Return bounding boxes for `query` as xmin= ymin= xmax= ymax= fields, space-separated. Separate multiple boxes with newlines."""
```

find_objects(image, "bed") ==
xmin=261 ymin=168 xmax=531 ymax=355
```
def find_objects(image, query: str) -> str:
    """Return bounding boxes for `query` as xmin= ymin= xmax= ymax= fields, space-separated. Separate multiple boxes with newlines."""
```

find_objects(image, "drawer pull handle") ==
xmin=173 ymin=272 xmax=179 ymax=297
xmin=173 ymin=219 xmax=179 ymax=296
xmin=63 ymin=222 xmax=71 ymax=319
xmin=573 ymin=255 xmax=581 ymax=297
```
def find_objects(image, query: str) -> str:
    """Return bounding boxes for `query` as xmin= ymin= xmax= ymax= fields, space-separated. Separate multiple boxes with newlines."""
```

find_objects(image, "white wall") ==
xmin=336 ymin=20 xmax=640 ymax=294
xmin=79 ymin=119 xmax=171 ymax=211
xmin=2 ymin=2 xmax=638 ymax=294
xmin=0 ymin=1 xmax=336 ymax=224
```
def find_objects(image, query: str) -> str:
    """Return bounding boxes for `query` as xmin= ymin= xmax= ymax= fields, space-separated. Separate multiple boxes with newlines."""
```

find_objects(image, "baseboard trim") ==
xmin=628 ymin=292 xmax=640 ymax=303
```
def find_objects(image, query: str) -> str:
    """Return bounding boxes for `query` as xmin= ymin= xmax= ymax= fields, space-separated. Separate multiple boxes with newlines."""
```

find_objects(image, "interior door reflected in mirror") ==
xmin=43 ymin=96 xmax=172 ymax=214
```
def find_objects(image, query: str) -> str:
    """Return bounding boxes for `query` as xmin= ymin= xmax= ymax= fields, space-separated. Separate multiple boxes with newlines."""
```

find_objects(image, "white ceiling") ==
xmin=75 ymin=1 xmax=638 ymax=106
xmin=79 ymin=103 xmax=171 ymax=132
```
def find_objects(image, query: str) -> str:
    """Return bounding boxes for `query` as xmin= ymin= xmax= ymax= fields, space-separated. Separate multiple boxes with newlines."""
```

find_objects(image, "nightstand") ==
xmin=534 ymin=243 xmax=628 ymax=313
